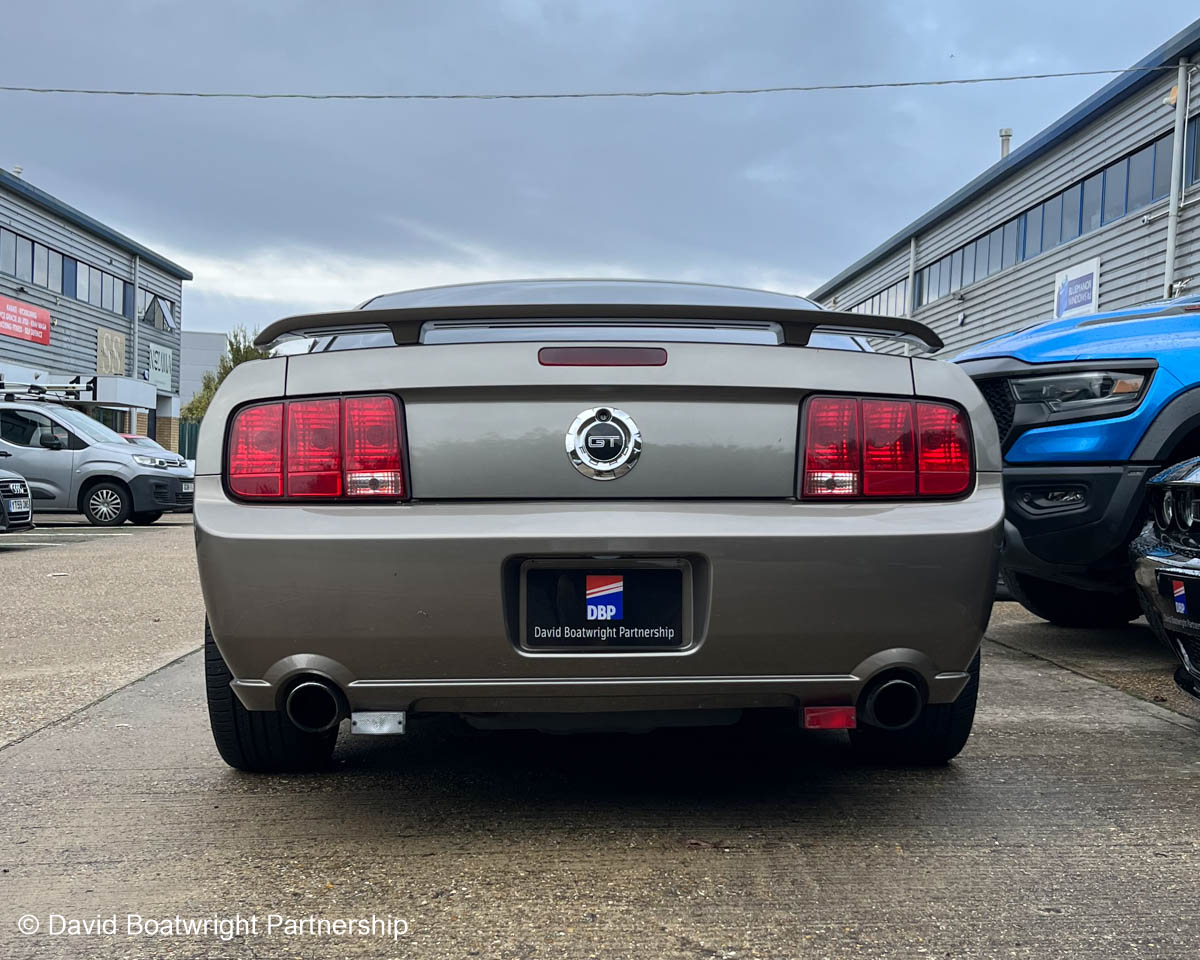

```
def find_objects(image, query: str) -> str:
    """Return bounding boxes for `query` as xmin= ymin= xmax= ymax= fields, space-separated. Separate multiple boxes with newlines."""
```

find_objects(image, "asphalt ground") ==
xmin=1 ymin=520 xmax=1199 ymax=958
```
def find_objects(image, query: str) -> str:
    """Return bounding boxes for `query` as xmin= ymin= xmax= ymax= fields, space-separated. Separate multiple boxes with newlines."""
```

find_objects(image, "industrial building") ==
xmin=0 ymin=168 xmax=191 ymax=449
xmin=811 ymin=19 xmax=1200 ymax=356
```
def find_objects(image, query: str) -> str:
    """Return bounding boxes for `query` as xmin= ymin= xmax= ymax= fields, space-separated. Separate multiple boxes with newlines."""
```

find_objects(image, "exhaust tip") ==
xmin=285 ymin=680 xmax=345 ymax=734
xmin=863 ymin=677 xmax=924 ymax=731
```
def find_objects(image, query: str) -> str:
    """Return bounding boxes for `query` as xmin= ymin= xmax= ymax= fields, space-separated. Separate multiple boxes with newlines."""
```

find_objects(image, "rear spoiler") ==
xmin=255 ymin=303 xmax=943 ymax=352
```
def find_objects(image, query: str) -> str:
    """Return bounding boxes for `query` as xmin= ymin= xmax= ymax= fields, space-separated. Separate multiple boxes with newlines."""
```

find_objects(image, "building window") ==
xmin=1001 ymin=218 xmax=1020 ymax=269
xmin=1081 ymin=172 xmax=1103 ymax=233
xmin=1152 ymin=131 xmax=1174 ymax=200
xmin=1060 ymin=184 xmax=1081 ymax=242
xmin=47 ymin=250 xmax=62 ymax=293
xmin=89 ymin=267 xmax=102 ymax=307
xmin=75 ymin=261 xmax=89 ymax=301
xmin=1127 ymin=143 xmax=1154 ymax=212
xmin=1102 ymin=158 xmax=1128 ymax=224
xmin=15 ymin=235 xmax=32 ymax=282
xmin=1024 ymin=205 xmax=1042 ymax=259
xmin=0 ymin=229 xmax=15 ymax=275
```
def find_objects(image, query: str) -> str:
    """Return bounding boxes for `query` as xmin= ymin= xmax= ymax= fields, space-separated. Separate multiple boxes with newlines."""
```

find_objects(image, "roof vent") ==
xmin=999 ymin=129 xmax=1012 ymax=159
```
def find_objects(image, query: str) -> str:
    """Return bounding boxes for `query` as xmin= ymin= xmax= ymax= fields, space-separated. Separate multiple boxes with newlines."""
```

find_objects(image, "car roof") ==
xmin=362 ymin=279 xmax=821 ymax=312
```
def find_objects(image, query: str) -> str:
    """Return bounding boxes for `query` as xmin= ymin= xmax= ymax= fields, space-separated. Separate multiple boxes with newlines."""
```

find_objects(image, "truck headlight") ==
xmin=1010 ymin=371 xmax=1146 ymax=412
xmin=132 ymin=454 xmax=167 ymax=468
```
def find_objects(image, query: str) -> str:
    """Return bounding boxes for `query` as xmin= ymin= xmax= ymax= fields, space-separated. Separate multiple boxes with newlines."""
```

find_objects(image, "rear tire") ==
xmin=850 ymin=651 xmax=980 ymax=765
xmin=130 ymin=511 xmax=163 ymax=525
xmin=204 ymin=619 xmax=337 ymax=773
xmin=82 ymin=481 xmax=130 ymax=526
xmin=1003 ymin=568 xmax=1140 ymax=628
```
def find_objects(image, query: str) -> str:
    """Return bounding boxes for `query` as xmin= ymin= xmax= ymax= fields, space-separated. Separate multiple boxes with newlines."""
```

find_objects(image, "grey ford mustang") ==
xmin=195 ymin=279 xmax=1002 ymax=772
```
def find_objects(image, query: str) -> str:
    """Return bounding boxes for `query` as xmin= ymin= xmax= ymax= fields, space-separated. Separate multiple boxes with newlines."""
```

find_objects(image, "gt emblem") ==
xmin=565 ymin=407 xmax=642 ymax=480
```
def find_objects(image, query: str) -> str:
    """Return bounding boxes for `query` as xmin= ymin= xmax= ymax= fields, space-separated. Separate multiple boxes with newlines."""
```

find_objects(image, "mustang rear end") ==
xmin=195 ymin=280 xmax=1002 ymax=772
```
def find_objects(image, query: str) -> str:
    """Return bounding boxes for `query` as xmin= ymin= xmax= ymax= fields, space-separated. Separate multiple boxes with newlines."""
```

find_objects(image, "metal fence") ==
xmin=179 ymin=420 xmax=200 ymax=460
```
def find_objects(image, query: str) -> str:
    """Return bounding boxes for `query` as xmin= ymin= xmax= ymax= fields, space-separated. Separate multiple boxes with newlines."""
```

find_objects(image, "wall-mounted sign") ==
xmin=0 ymin=295 xmax=51 ymax=345
xmin=147 ymin=344 xmax=173 ymax=391
xmin=96 ymin=327 xmax=127 ymax=376
xmin=1054 ymin=258 xmax=1101 ymax=319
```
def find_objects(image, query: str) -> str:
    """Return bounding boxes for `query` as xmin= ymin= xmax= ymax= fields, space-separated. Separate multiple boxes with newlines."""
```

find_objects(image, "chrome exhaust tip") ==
xmin=284 ymin=680 xmax=346 ymax=734
xmin=862 ymin=677 xmax=924 ymax=731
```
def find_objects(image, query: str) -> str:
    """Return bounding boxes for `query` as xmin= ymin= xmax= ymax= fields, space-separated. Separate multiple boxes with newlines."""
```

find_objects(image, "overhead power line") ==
xmin=0 ymin=64 xmax=1179 ymax=102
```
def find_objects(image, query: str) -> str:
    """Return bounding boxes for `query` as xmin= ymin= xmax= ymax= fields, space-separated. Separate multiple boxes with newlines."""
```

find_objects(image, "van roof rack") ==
xmin=0 ymin=376 xmax=97 ymax=403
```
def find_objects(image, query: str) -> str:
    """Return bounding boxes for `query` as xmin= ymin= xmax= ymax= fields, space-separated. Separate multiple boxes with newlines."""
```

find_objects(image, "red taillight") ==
xmin=228 ymin=403 xmax=284 ymax=498
xmin=287 ymin=399 xmax=342 ymax=497
xmin=226 ymin=395 xmax=405 ymax=501
xmin=802 ymin=396 xmax=971 ymax=500
xmin=803 ymin=396 xmax=860 ymax=496
xmin=343 ymin=395 xmax=404 ymax=497
xmin=915 ymin=402 xmax=971 ymax=496
xmin=861 ymin=399 xmax=915 ymax=497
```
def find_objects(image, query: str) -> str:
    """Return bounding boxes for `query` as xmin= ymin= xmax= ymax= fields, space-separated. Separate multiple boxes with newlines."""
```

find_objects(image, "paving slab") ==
xmin=1 ymin=638 xmax=1198 ymax=960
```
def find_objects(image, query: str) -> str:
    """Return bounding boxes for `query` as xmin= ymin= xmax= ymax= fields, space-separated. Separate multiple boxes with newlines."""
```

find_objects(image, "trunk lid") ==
xmin=283 ymin=339 xmax=914 ymax=499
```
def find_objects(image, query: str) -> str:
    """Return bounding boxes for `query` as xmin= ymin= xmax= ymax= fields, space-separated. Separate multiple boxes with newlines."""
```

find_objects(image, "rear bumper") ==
xmin=194 ymin=474 xmax=1003 ymax=714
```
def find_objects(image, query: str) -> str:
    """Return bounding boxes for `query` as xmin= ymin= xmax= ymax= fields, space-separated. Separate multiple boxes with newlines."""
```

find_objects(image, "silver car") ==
xmin=0 ymin=466 xmax=33 ymax=533
xmin=195 ymin=280 xmax=1002 ymax=772
xmin=0 ymin=399 xmax=194 ymax=525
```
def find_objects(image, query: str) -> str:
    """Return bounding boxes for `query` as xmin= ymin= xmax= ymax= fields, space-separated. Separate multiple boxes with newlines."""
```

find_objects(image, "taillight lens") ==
xmin=861 ymin=399 xmax=915 ymax=496
xmin=343 ymin=395 xmax=404 ymax=497
xmin=803 ymin=397 xmax=860 ymax=496
xmin=915 ymin=402 xmax=972 ymax=496
xmin=287 ymin=399 xmax=342 ymax=497
xmin=802 ymin=396 xmax=971 ymax=500
xmin=226 ymin=394 xmax=405 ymax=501
xmin=228 ymin=403 xmax=284 ymax=498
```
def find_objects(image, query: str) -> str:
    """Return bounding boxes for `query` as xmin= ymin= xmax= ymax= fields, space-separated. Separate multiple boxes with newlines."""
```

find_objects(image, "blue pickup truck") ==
xmin=956 ymin=294 xmax=1200 ymax=627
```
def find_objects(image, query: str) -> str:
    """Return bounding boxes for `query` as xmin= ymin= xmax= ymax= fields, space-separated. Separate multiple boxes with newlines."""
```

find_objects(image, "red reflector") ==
xmin=803 ymin=706 xmax=857 ymax=730
xmin=287 ymin=398 xmax=342 ymax=497
xmin=538 ymin=346 xmax=668 ymax=366
xmin=803 ymin=396 xmax=860 ymax=496
xmin=916 ymin=402 xmax=972 ymax=496
xmin=343 ymin=395 xmax=404 ymax=497
xmin=228 ymin=403 xmax=284 ymax=498
xmin=861 ymin=399 xmax=916 ymax=497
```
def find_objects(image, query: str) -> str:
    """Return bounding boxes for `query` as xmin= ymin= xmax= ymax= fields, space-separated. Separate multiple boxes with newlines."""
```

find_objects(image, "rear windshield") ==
xmin=304 ymin=323 xmax=869 ymax=353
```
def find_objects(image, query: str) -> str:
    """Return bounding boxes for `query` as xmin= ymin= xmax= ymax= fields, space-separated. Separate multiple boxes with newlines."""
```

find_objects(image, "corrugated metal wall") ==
xmin=0 ymin=188 xmax=184 ymax=393
xmin=821 ymin=64 xmax=1200 ymax=356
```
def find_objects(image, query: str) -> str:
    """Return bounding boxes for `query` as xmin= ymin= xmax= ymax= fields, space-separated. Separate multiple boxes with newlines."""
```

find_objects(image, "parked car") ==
xmin=196 ymin=279 xmax=1002 ymax=772
xmin=0 ymin=464 xmax=33 ymax=534
xmin=0 ymin=399 xmax=194 ymax=526
xmin=1131 ymin=459 xmax=1200 ymax=700
xmin=956 ymin=294 xmax=1200 ymax=627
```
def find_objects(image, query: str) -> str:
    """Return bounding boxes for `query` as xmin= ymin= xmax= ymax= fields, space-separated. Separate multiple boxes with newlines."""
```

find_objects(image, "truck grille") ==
xmin=1177 ymin=635 xmax=1200 ymax=671
xmin=976 ymin=378 xmax=1015 ymax=440
xmin=176 ymin=489 xmax=194 ymax=507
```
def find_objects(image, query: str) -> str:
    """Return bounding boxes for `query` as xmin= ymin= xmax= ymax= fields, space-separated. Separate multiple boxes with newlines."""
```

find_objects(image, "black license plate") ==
xmin=522 ymin=561 xmax=688 ymax=649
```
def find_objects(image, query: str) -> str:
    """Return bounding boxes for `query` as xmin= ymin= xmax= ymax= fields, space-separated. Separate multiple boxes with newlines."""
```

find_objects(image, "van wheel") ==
xmin=130 ymin=511 xmax=163 ymax=525
xmin=204 ymin=619 xmax=337 ymax=773
xmin=1003 ymin=568 xmax=1141 ymax=628
xmin=83 ymin=482 xmax=131 ymax=526
xmin=850 ymin=651 xmax=979 ymax=765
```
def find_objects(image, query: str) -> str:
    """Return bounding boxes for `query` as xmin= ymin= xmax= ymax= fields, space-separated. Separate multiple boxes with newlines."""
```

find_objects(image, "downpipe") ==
xmin=861 ymin=676 xmax=925 ymax=731
xmin=284 ymin=679 xmax=347 ymax=734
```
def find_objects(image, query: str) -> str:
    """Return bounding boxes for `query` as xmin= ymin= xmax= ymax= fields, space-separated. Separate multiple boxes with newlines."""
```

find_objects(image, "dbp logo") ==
xmin=585 ymin=575 xmax=623 ymax=620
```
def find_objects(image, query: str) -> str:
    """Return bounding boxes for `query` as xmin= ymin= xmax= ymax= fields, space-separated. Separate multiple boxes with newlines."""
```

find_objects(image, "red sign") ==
xmin=0 ymin=295 xmax=51 ymax=346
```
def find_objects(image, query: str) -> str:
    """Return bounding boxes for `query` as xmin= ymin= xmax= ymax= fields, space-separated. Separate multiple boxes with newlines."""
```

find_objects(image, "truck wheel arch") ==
xmin=76 ymin=475 xmax=133 ymax=514
xmin=1132 ymin=385 xmax=1200 ymax=463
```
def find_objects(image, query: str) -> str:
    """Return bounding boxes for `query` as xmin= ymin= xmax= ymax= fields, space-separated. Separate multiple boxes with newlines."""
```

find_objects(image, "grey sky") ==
xmin=2 ymin=0 xmax=1197 ymax=333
